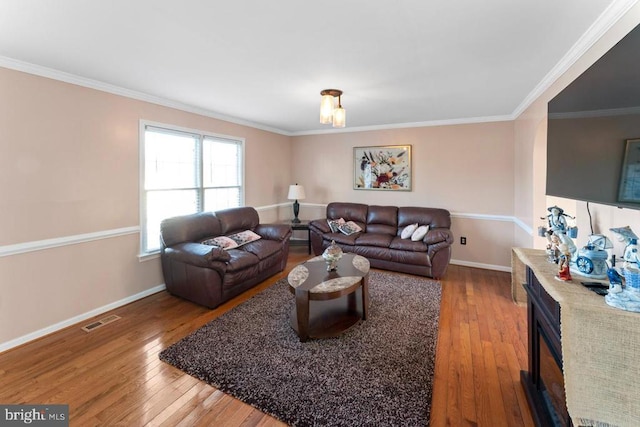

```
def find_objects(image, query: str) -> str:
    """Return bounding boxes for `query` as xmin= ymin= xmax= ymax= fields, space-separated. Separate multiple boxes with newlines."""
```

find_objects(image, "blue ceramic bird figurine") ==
xmin=607 ymin=267 xmax=623 ymax=293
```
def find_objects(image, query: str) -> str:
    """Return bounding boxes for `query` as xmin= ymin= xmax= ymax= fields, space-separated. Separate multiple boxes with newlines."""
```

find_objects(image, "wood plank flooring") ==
xmin=0 ymin=246 xmax=534 ymax=426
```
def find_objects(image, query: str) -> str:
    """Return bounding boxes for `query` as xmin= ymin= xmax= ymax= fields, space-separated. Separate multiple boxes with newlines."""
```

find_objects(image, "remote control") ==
xmin=581 ymin=282 xmax=609 ymax=289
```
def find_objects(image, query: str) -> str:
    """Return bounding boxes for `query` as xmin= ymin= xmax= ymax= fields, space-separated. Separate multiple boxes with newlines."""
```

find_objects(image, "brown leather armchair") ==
xmin=160 ymin=207 xmax=292 ymax=308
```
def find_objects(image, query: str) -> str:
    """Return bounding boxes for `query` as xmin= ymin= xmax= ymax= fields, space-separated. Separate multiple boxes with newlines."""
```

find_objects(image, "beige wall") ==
xmin=291 ymin=122 xmax=517 ymax=269
xmin=0 ymin=67 xmax=291 ymax=347
xmin=514 ymin=3 xmax=640 ymax=255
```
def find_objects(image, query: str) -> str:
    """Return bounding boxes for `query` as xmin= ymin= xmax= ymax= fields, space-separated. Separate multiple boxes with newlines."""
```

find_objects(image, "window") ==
xmin=140 ymin=121 xmax=244 ymax=255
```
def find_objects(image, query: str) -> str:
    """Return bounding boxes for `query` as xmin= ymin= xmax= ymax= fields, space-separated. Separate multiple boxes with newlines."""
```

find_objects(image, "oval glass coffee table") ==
xmin=287 ymin=253 xmax=370 ymax=342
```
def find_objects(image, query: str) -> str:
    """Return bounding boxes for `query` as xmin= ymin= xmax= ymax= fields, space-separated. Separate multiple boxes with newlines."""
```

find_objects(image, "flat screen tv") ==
xmin=547 ymin=22 xmax=640 ymax=210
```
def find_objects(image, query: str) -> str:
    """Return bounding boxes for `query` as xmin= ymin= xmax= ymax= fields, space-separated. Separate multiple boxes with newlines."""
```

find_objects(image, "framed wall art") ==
xmin=353 ymin=145 xmax=411 ymax=191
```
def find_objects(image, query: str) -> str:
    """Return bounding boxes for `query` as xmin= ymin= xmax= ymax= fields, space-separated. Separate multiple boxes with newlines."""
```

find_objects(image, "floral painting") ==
xmin=354 ymin=145 xmax=411 ymax=190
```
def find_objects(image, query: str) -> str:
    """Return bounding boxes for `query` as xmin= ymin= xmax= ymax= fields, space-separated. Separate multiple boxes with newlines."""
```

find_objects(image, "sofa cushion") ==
xmin=324 ymin=232 xmax=359 ymax=246
xmin=367 ymin=205 xmax=398 ymax=236
xmin=225 ymin=250 xmax=260 ymax=273
xmin=327 ymin=202 xmax=368 ymax=226
xmin=398 ymin=207 xmax=451 ymax=229
xmin=351 ymin=245 xmax=392 ymax=260
xmin=216 ymin=206 xmax=260 ymax=235
xmin=389 ymin=236 xmax=428 ymax=252
xmin=241 ymin=239 xmax=283 ymax=260
xmin=355 ymin=233 xmax=394 ymax=247
xmin=161 ymin=212 xmax=221 ymax=246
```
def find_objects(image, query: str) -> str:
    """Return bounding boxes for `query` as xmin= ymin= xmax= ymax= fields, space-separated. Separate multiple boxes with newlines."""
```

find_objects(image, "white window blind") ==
xmin=140 ymin=122 xmax=244 ymax=255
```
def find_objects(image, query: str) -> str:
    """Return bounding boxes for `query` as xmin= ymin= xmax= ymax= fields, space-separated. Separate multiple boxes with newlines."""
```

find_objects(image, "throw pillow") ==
xmin=201 ymin=238 xmax=222 ymax=248
xmin=227 ymin=229 xmax=262 ymax=246
xmin=411 ymin=225 xmax=430 ymax=242
xmin=208 ymin=230 xmax=262 ymax=250
xmin=401 ymin=223 xmax=419 ymax=239
xmin=327 ymin=217 xmax=346 ymax=233
xmin=209 ymin=236 xmax=239 ymax=250
xmin=338 ymin=221 xmax=363 ymax=236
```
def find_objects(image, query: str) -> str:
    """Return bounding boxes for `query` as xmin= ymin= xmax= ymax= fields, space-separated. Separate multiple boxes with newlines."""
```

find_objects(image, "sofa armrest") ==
xmin=254 ymin=224 xmax=292 ymax=241
xmin=164 ymin=242 xmax=229 ymax=274
xmin=309 ymin=219 xmax=331 ymax=234
xmin=425 ymin=228 xmax=454 ymax=260
xmin=424 ymin=228 xmax=454 ymax=245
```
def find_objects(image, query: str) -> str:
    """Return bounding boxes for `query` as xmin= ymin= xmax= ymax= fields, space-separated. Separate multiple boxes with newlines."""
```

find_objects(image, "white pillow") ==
xmin=411 ymin=225 xmax=430 ymax=241
xmin=401 ymin=223 xmax=419 ymax=239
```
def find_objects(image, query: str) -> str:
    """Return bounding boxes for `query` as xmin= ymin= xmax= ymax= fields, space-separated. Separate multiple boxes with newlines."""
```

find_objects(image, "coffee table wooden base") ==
xmin=287 ymin=254 xmax=370 ymax=342
xmin=290 ymin=287 xmax=365 ymax=340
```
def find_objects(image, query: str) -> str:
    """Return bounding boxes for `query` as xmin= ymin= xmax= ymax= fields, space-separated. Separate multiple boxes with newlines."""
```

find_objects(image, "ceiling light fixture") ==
xmin=319 ymin=89 xmax=345 ymax=128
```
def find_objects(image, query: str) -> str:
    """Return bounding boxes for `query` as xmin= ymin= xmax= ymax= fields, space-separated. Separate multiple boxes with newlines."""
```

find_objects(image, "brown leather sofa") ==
xmin=160 ymin=207 xmax=292 ymax=308
xmin=309 ymin=202 xmax=453 ymax=278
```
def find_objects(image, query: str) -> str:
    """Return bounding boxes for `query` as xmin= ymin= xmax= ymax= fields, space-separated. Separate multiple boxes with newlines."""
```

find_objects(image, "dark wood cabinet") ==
xmin=521 ymin=266 xmax=573 ymax=427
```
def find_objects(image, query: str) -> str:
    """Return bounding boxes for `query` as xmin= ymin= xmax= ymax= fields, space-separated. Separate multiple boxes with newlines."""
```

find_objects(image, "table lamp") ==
xmin=287 ymin=184 xmax=306 ymax=223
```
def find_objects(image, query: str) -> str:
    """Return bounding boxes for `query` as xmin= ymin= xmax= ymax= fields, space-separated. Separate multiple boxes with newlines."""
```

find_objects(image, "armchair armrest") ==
xmin=254 ymin=224 xmax=292 ymax=241
xmin=164 ymin=242 xmax=230 ymax=274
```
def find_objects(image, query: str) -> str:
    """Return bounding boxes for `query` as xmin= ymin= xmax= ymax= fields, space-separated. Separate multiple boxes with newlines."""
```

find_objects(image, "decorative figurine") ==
xmin=322 ymin=240 xmax=343 ymax=271
xmin=556 ymin=243 xmax=572 ymax=281
xmin=607 ymin=265 xmax=623 ymax=294
xmin=610 ymin=226 xmax=639 ymax=267
xmin=546 ymin=205 xmax=569 ymax=235
xmin=546 ymin=233 xmax=561 ymax=264
xmin=541 ymin=205 xmax=577 ymax=264
xmin=571 ymin=234 xmax=614 ymax=279
xmin=602 ymin=228 xmax=640 ymax=312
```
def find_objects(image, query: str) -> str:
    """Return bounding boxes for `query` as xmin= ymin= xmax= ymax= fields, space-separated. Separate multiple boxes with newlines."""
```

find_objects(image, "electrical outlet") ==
xmin=460 ymin=237 xmax=467 ymax=245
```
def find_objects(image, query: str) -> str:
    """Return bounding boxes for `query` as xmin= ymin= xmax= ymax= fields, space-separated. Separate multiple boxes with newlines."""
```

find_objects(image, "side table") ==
xmin=284 ymin=220 xmax=311 ymax=254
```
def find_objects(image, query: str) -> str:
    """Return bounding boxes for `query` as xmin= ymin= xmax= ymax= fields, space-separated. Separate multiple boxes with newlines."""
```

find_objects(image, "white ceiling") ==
xmin=0 ymin=0 xmax=636 ymax=135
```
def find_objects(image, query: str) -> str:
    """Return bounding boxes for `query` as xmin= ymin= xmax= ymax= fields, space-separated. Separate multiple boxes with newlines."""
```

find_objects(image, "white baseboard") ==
xmin=0 ymin=284 xmax=166 ymax=354
xmin=450 ymin=258 xmax=511 ymax=273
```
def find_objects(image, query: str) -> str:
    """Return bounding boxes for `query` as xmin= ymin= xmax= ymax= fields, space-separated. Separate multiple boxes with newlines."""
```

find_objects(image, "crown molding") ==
xmin=0 ymin=56 xmax=293 ymax=136
xmin=289 ymin=114 xmax=515 ymax=136
xmin=512 ymin=0 xmax=640 ymax=119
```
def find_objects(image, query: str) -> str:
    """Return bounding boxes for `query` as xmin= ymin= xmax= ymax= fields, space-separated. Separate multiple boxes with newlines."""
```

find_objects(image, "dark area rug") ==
xmin=159 ymin=271 xmax=441 ymax=426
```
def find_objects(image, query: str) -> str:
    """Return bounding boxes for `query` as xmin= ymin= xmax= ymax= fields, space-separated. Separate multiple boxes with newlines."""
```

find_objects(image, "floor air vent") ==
xmin=81 ymin=314 xmax=121 ymax=332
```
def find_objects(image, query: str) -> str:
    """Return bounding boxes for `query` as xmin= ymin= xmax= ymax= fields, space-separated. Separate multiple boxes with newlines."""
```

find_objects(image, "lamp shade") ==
xmin=332 ymin=106 xmax=346 ymax=128
xmin=287 ymin=184 xmax=306 ymax=200
xmin=319 ymin=95 xmax=334 ymax=124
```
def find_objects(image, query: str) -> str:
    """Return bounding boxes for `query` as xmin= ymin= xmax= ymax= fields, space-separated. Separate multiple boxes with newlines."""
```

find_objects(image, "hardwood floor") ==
xmin=0 ymin=246 xmax=534 ymax=426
